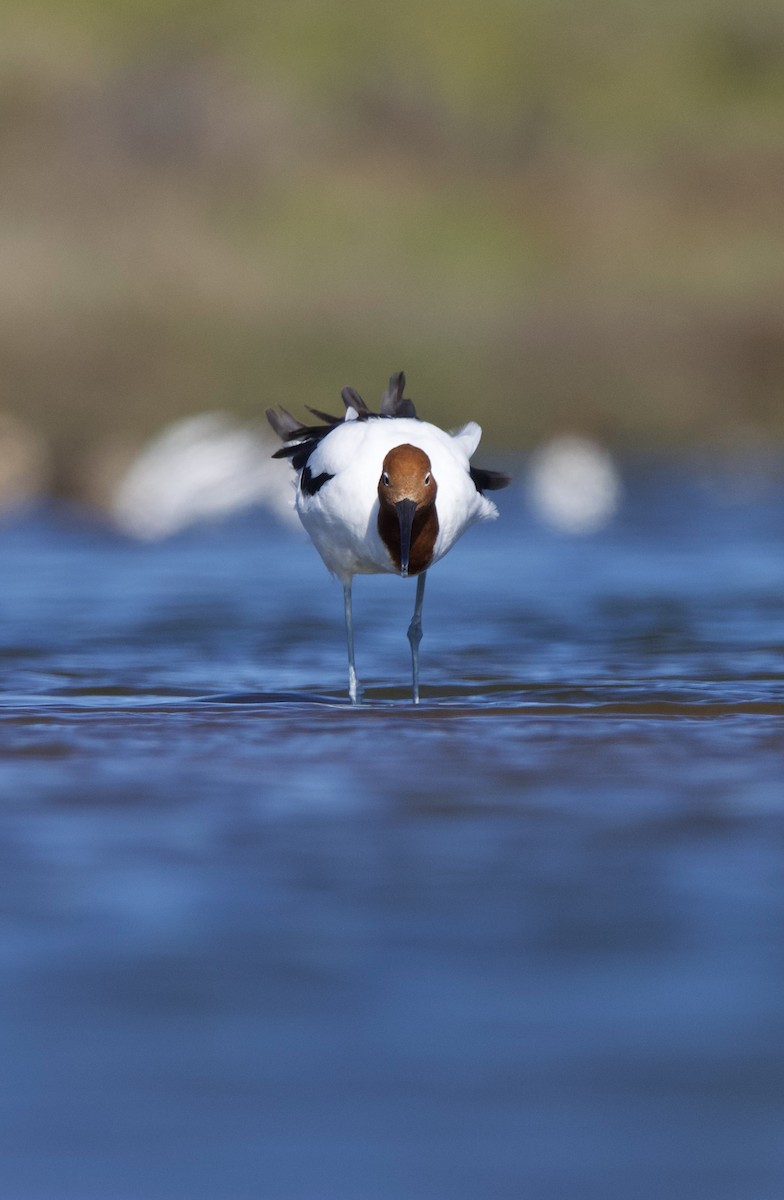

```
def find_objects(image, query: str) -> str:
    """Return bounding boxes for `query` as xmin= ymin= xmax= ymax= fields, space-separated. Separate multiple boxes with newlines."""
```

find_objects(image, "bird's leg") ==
xmin=407 ymin=571 xmax=427 ymax=705
xmin=343 ymin=581 xmax=361 ymax=704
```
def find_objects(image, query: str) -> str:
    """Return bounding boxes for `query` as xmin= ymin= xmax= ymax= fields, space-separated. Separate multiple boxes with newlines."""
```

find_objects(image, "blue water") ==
xmin=1 ymin=463 xmax=783 ymax=1199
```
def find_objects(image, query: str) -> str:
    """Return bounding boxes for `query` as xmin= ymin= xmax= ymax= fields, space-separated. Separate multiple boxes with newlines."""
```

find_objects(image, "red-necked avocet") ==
xmin=267 ymin=371 xmax=510 ymax=704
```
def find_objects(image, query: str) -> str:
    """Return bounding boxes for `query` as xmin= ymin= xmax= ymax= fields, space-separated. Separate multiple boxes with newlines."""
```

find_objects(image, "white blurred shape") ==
xmin=528 ymin=435 xmax=621 ymax=534
xmin=112 ymin=413 xmax=297 ymax=539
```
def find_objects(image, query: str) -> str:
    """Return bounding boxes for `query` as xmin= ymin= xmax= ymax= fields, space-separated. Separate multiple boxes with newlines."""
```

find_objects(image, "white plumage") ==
xmin=267 ymin=371 xmax=509 ymax=704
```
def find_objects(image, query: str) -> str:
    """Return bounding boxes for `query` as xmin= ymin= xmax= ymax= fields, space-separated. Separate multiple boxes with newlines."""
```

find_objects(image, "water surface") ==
xmin=1 ymin=463 xmax=783 ymax=1199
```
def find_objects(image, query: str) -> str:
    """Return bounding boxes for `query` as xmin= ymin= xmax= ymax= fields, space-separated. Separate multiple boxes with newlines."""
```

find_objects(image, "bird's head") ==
xmin=377 ymin=444 xmax=438 ymax=577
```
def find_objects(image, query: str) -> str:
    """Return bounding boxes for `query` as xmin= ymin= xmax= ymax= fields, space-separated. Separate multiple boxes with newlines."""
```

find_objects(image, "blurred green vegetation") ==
xmin=2 ymin=0 xmax=784 ymax=499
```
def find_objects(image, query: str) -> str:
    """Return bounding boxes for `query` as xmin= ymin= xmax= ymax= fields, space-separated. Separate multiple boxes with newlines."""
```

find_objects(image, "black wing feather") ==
xmin=380 ymin=371 xmax=417 ymax=418
xmin=341 ymin=387 xmax=370 ymax=416
xmin=305 ymin=406 xmax=342 ymax=425
xmin=266 ymin=372 xmax=420 ymax=470
xmin=265 ymin=406 xmax=302 ymax=441
xmin=470 ymin=465 xmax=512 ymax=494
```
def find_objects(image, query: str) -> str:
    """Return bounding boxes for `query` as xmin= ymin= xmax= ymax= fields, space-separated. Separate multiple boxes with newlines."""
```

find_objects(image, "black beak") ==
xmin=395 ymin=498 xmax=417 ymax=577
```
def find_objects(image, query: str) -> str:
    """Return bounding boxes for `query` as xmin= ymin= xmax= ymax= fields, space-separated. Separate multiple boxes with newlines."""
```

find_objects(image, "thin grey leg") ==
xmin=343 ymin=581 xmax=361 ymax=704
xmin=407 ymin=571 xmax=427 ymax=705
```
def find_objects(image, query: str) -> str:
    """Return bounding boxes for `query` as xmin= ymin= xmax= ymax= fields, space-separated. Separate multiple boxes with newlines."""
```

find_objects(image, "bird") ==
xmin=267 ymin=371 xmax=510 ymax=704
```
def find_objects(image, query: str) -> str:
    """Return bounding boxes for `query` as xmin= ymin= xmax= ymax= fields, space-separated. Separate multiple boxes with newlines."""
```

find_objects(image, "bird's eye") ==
xmin=424 ymin=473 xmax=431 ymax=485
xmin=382 ymin=471 xmax=390 ymax=486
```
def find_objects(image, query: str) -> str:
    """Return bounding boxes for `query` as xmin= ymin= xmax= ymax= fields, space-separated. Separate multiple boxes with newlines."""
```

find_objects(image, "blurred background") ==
xmin=2 ymin=0 xmax=783 ymax=519
xmin=3 ymin=8 xmax=784 ymax=1200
